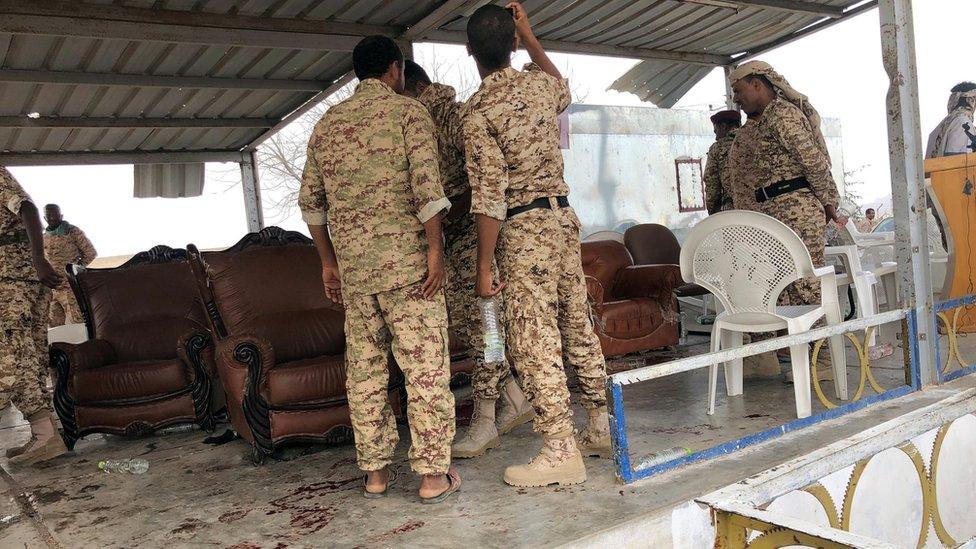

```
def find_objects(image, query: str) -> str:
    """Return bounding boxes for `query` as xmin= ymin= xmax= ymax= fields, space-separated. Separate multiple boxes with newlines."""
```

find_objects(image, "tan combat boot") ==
xmin=504 ymin=434 xmax=586 ymax=487
xmin=576 ymin=407 xmax=612 ymax=458
xmin=495 ymin=378 xmax=535 ymax=435
xmin=9 ymin=414 xmax=67 ymax=466
xmin=452 ymin=399 xmax=501 ymax=459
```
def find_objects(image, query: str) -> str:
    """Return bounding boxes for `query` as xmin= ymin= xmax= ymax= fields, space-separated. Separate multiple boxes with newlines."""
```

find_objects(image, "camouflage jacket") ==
xmin=0 ymin=167 xmax=36 ymax=282
xmin=703 ymin=129 xmax=737 ymax=215
xmin=299 ymin=78 xmax=450 ymax=296
xmin=417 ymin=83 xmax=468 ymax=201
xmin=726 ymin=97 xmax=839 ymax=211
xmin=44 ymin=222 xmax=97 ymax=288
xmin=462 ymin=63 xmax=572 ymax=221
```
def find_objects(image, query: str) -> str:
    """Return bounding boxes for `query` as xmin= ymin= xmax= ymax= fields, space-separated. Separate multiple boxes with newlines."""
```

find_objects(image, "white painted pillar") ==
xmin=879 ymin=0 xmax=937 ymax=386
xmin=240 ymin=149 xmax=264 ymax=233
xmin=723 ymin=66 xmax=735 ymax=110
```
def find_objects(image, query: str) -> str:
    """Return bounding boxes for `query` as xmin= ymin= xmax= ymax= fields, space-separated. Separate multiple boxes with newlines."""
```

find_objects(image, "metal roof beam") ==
xmin=0 ymin=150 xmax=242 ymax=166
xmin=681 ymin=0 xmax=845 ymax=18
xmin=426 ymin=30 xmax=730 ymax=66
xmin=247 ymin=72 xmax=357 ymax=149
xmin=732 ymin=0 xmax=878 ymax=62
xmin=0 ymin=0 xmax=402 ymax=50
xmin=0 ymin=117 xmax=275 ymax=129
xmin=0 ymin=1 xmax=401 ymax=38
xmin=0 ymin=69 xmax=328 ymax=91
xmin=401 ymin=0 xmax=490 ymax=41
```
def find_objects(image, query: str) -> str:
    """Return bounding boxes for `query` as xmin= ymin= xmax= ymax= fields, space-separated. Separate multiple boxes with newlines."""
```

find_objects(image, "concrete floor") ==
xmin=0 ymin=324 xmax=969 ymax=548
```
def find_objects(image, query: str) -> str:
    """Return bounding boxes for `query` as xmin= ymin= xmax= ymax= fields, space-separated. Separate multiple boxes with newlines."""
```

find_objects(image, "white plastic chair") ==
xmin=582 ymin=230 xmax=624 ymax=243
xmin=824 ymin=244 xmax=880 ymax=345
xmin=680 ymin=211 xmax=848 ymax=419
xmin=47 ymin=323 xmax=88 ymax=345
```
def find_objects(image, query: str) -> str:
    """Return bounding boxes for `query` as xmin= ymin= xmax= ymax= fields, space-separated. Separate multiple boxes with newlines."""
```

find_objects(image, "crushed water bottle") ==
xmin=98 ymin=458 xmax=149 ymax=474
xmin=634 ymin=446 xmax=692 ymax=470
xmin=479 ymin=297 xmax=505 ymax=364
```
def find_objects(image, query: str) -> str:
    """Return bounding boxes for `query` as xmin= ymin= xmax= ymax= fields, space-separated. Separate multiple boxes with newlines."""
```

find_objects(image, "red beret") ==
xmin=710 ymin=110 xmax=742 ymax=125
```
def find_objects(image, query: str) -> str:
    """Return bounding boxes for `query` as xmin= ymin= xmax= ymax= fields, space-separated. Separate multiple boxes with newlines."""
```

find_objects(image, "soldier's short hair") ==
xmin=466 ymin=5 xmax=515 ymax=71
xmin=403 ymin=59 xmax=431 ymax=95
xmin=951 ymin=81 xmax=976 ymax=108
xmin=44 ymin=203 xmax=60 ymax=212
xmin=352 ymin=36 xmax=403 ymax=81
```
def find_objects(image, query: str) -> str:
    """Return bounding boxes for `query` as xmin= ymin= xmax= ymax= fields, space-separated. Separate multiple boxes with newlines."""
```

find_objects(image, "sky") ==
xmin=9 ymin=2 xmax=971 ymax=258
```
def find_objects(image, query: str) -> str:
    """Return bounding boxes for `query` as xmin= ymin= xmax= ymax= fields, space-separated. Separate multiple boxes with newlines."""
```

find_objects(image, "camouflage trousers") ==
xmin=0 ymin=279 xmax=52 ymax=419
xmin=445 ymin=215 xmax=511 ymax=401
xmin=49 ymin=287 xmax=81 ymax=327
xmin=762 ymin=190 xmax=826 ymax=306
xmin=343 ymin=279 xmax=454 ymax=475
xmin=497 ymin=206 xmax=608 ymax=438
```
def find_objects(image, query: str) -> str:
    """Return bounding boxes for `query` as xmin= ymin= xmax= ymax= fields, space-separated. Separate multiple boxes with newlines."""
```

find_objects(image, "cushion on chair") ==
xmin=73 ymin=359 xmax=191 ymax=404
xmin=581 ymin=240 xmax=634 ymax=296
xmin=599 ymin=298 xmax=665 ymax=340
xmin=263 ymin=355 xmax=348 ymax=406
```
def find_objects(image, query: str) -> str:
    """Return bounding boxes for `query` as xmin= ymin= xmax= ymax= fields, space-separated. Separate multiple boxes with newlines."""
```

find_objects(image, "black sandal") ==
xmin=363 ymin=466 xmax=399 ymax=499
xmin=420 ymin=467 xmax=461 ymax=505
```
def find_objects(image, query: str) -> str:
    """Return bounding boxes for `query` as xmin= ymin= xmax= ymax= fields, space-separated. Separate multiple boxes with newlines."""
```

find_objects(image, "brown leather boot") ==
xmin=9 ymin=414 xmax=67 ymax=467
xmin=495 ymin=377 xmax=535 ymax=435
xmin=576 ymin=407 xmax=612 ymax=458
xmin=503 ymin=434 xmax=586 ymax=487
xmin=452 ymin=399 xmax=500 ymax=459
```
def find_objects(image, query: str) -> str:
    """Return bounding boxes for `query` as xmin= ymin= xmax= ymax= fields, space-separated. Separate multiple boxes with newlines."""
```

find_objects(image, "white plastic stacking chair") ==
xmin=824 ymin=244 xmax=880 ymax=346
xmin=582 ymin=230 xmax=624 ymax=243
xmin=680 ymin=211 xmax=848 ymax=419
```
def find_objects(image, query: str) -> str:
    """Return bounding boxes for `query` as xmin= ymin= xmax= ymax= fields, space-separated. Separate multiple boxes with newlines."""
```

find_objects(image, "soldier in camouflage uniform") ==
xmin=43 ymin=204 xmax=97 ymax=326
xmin=463 ymin=3 xmax=609 ymax=488
xmin=726 ymin=61 xmax=844 ymax=306
xmin=401 ymin=60 xmax=534 ymax=459
xmin=300 ymin=36 xmax=459 ymax=503
xmin=0 ymin=167 xmax=68 ymax=466
xmin=704 ymin=110 xmax=742 ymax=215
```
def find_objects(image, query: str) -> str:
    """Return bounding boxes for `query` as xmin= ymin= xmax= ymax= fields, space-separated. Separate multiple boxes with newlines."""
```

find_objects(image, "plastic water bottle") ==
xmin=98 ymin=458 xmax=149 ymax=474
xmin=479 ymin=297 xmax=505 ymax=364
xmin=634 ymin=446 xmax=692 ymax=469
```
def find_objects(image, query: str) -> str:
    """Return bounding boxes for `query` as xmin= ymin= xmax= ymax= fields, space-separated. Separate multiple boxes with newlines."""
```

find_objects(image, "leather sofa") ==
xmin=189 ymin=227 xmax=472 ymax=463
xmin=624 ymin=223 xmax=708 ymax=299
xmin=580 ymin=240 xmax=681 ymax=359
xmin=51 ymin=246 xmax=215 ymax=450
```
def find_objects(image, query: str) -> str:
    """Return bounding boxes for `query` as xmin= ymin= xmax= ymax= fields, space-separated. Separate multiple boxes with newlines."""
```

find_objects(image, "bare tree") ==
xmin=256 ymin=50 xmax=588 ymax=222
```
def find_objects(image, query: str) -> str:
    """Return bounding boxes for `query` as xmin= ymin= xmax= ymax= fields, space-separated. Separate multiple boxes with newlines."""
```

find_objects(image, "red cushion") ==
xmin=73 ymin=359 xmax=191 ymax=404
xmin=264 ymin=355 xmax=347 ymax=406
xmin=599 ymin=298 xmax=665 ymax=340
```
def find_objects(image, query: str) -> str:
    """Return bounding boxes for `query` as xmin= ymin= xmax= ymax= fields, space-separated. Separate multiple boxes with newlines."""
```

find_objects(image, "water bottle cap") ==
xmin=98 ymin=461 xmax=107 ymax=469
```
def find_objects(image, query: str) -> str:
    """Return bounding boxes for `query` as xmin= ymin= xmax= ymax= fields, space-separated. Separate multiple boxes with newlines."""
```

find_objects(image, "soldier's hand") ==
xmin=422 ymin=251 xmax=446 ymax=299
xmin=321 ymin=265 xmax=343 ymax=305
xmin=34 ymin=257 xmax=64 ymax=289
xmin=476 ymin=270 xmax=506 ymax=298
xmin=506 ymin=2 xmax=532 ymax=39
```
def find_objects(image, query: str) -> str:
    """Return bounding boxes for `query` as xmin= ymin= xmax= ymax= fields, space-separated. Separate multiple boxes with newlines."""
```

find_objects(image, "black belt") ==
xmin=0 ymin=231 xmax=27 ymax=247
xmin=755 ymin=177 xmax=810 ymax=203
xmin=507 ymin=196 xmax=570 ymax=218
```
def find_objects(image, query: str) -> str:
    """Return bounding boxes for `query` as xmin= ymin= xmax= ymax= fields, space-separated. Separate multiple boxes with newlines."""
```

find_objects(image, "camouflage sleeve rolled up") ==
xmin=0 ymin=167 xmax=30 ymax=216
xmin=523 ymin=62 xmax=572 ymax=114
xmin=299 ymin=139 xmax=330 ymax=226
xmin=70 ymin=227 xmax=97 ymax=265
xmin=403 ymin=103 xmax=450 ymax=223
xmin=769 ymin=106 xmax=839 ymax=209
xmin=463 ymin=110 xmax=509 ymax=221
xmin=703 ymin=142 xmax=723 ymax=215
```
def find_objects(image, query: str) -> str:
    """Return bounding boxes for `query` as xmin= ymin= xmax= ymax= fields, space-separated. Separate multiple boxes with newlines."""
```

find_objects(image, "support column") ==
xmin=397 ymin=39 xmax=415 ymax=60
xmin=879 ymin=0 xmax=937 ymax=386
xmin=240 ymin=149 xmax=264 ymax=233
xmin=723 ymin=66 xmax=735 ymax=110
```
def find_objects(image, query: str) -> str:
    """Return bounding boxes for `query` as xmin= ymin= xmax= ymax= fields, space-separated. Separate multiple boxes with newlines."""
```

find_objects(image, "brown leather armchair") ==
xmin=623 ymin=223 xmax=708 ymax=299
xmin=51 ymin=246 xmax=215 ymax=450
xmin=188 ymin=227 xmax=472 ymax=463
xmin=580 ymin=240 xmax=681 ymax=358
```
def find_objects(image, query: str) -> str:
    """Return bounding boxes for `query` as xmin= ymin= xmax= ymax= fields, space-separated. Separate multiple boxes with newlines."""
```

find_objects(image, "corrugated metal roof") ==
xmin=0 ymin=0 xmax=876 ymax=164
xmin=608 ymin=0 xmax=877 ymax=107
